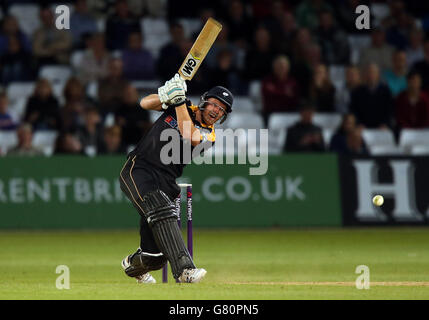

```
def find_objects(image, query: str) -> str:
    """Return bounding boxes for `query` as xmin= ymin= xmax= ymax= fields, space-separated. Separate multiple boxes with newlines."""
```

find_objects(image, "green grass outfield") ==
xmin=0 ymin=228 xmax=428 ymax=300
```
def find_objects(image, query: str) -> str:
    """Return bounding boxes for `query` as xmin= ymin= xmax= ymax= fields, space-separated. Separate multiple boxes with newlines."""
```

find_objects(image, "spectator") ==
xmin=244 ymin=26 xmax=276 ymax=81
xmin=157 ymin=21 xmax=186 ymax=82
xmin=225 ymin=0 xmax=254 ymax=47
xmin=308 ymin=63 xmax=336 ymax=112
xmin=115 ymin=84 xmax=151 ymax=146
xmin=54 ymin=132 xmax=83 ymax=155
xmin=382 ymin=50 xmax=408 ymax=97
xmin=33 ymin=7 xmax=72 ymax=66
xmin=98 ymin=57 xmax=129 ymax=115
xmin=205 ymin=24 xmax=240 ymax=70
xmin=329 ymin=113 xmax=358 ymax=152
xmin=76 ymin=106 xmax=103 ymax=156
xmin=335 ymin=65 xmax=361 ymax=114
xmin=7 ymin=123 xmax=43 ymax=156
xmin=0 ymin=15 xmax=31 ymax=55
xmin=410 ymin=40 xmax=429 ymax=93
xmin=209 ymin=49 xmax=246 ymax=95
xmin=97 ymin=125 xmax=125 ymax=154
xmin=295 ymin=0 xmax=333 ymax=30
xmin=359 ymin=28 xmax=395 ymax=72
xmin=0 ymin=35 xmax=35 ymax=84
xmin=262 ymin=55 xmax=299 ymax=120
xmin=59 ymin=77 xmax=91 ymax=132
xmin=262 ymin=0 xmax=288 ymax=41
xmin=121 ymin=31 xmax=155 ymax=80
xmin=0 ymin=92 xmax=17 ymax=130
xmin=275 ymin=12 xmax=298 ymax=56
xmin=344 ymin=127 xmax=369 ymax=155
xmin=385 ymin=10 xmax=414 ymax=50
xmin=395 ymin=72 xmax=429 ymax=129
xmin=291 ymin=42 xmax=322 ymax=95
xmin=290 ymin=28 xmax=313 ymax=65
xmin=77 ymin=32 xmax=111 ymax=85
xmin=336 ymin=0 xmax=363 ymax=34
xmin=70 ymin=0 xmax=98 ymax=48
xmin=105 ymin=0 xmax=140 ymax=51
xmin=284 ymin=102 xmax=325 ymax=152
xmin=23 ymin=78 xmax=60 ymax=130
xmin=350 ymin=63 xmax=394 ymax=129
xmin=406 ymin=28 xmax=425 ymax=68
xmin=315 ymin=10 xmax=350 ymax=65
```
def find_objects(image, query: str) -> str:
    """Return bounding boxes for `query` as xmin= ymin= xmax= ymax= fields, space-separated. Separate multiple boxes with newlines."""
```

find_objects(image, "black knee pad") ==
xmin=140 ymin=190 xmax=177 ymax=226
xmin=125 ymin=250 xmax=167 ymax=278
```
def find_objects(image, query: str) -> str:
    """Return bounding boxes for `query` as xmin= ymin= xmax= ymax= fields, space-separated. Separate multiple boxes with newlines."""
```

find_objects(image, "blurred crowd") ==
xmin=0 ymin=0 xmax=429 ymax=156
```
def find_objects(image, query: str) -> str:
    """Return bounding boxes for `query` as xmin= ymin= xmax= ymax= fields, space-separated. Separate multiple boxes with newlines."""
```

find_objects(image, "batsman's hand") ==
xmin=158 ymin=74 xmax=187 ymax=109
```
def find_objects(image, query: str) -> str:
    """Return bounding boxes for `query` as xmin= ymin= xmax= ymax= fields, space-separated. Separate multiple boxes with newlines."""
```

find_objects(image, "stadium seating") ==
xmin=248 ymin=80 xmax=262 ymax=112
xmin=369 ymin=145 xmax=404 ymax=156
xmin=9 ymin=4 xmax=40 ymax=37
xmin=39 ymin=65 xmax=73 ymax=85
xmin=71 ymin=50 xmax=85 ymax=69
xmin=222 ymin=112 xmax=264 ymax=130
xmin=399 ymin=129 xmax=429 ymax=153
xmin=329 ymin=65 xmax=346 ymax=91
xmin=347 ymin=35 xmax=371 ymax=65
xmin=7 ymin=82 xmax=35 ymax=102
xmin=86 ymin=81 xmax=98 ymax=100
xmin=362 ymin=129 xmax=396 ymax=148
xmin=141 ymin=18 xmax=170 ymax=59
xmin=32 ymin=130 xmax=58 ymax=156
xmin=322 ymin=128 xmax=335 ymax=148
xmin=233 ymin=97 xmax=255 ymax=113
xmin=0 ymin=131 xmax=18 ymax=154
xmin=313 ymin=113 xmax=342 ymax=130
xmin=178 ymin=18 xmax=201 ymax=39
xmin=410 ymin=145 xmax=429 ymax=155
xmin=268 ymin=113 xmax=300 ymax=154
xmin=8 ymin=97 xmax=27 ymax=122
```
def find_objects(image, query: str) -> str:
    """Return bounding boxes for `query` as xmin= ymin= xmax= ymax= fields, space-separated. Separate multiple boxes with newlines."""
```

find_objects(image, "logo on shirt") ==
xmin=165 ymin=115 xmax=178 ymax=129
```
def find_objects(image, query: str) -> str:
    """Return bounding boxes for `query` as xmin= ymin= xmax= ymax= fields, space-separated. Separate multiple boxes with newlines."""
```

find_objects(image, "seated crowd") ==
xmin=0 ymin=0 xmax=429 ymax=156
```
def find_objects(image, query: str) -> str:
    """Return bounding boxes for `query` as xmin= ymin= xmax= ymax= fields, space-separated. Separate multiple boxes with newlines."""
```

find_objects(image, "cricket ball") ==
xmin=372 ymin=195 xmax=384 ymax=207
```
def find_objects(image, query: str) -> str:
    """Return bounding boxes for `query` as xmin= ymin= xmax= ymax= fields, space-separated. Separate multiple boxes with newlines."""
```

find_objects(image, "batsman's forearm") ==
xmin=140 ymin=94 xmax=163 ymax=111
xmin=175 ymin=104 xmax=201 ymax=146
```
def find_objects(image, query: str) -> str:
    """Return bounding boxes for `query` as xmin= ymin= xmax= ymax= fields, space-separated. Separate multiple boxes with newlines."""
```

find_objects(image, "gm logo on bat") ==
xmin=181 ymin=54 xmax=201 ymax=77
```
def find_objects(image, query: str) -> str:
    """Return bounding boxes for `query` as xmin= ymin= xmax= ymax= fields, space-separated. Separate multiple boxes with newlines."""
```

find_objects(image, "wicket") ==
xmin=162 ymin=183 xmax=193 ymax=283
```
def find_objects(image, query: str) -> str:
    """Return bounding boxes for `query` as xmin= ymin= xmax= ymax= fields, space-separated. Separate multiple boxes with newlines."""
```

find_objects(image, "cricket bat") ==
xmin=178 ymin=18 xmax=222 ymax=80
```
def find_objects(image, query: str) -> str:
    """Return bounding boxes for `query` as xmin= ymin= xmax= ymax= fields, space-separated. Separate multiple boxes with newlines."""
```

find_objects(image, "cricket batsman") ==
xmin=120 ymin=74 xmax=233 ymax=283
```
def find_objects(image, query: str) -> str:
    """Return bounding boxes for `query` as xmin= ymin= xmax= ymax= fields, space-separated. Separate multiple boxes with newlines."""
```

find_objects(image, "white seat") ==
xmin=39 ymin=65 xmax=72 ymax=85
xmin=141 ymin=18 xmax=170 ymax=59
xmin=362 ymin=129 xmax=396 ymax=147
xmin=322 ymin=129 xmax=334 ymax=148
xmin=86 ymin=81 xmax=98 ymax=99
xmin=410 ymin=145 xmax=429 ymax=155
xmin=96 ymin=17 xmax=105 ymax=32
xmin=178 ymin=18 xmax=201 ymax=39
xmin=329 ymin=65 xmax=345 ymax=84
xmin=248 ymin=80 xmax=262 ymax=111
xmin=348 ymin=35 xmax=371 ymax=64
xmin=32 ymin=131 xmax=58 ymax=156
xmin=9 ymin=4 xmax=40 ymax=37
xmin=71 ymin=50 xmax=85 ymax=69
xmin=8 ymin=97 xmax=27 ymax=122
xmin=0 ymin=131 xmax=18 ymax=154
xmin=222 ymin=112 xmax=263 ymax=130
xmin=233 ymin=97 xmax=255 ymax=112
xmin=7 ymin=82 xmax=35 ymax=102
xmin=369 ymin=145 xmax=404 ymax=156
xmin=312 ymin=113 xmax=342 ymax=130
xmin=399 ymin=129 xmax=429 ymax=153
xmin=148 ymin=110 xmax=161 ymax=123
xmin=268 ymin=113 xmax=300 ymax=155
xmin=370 ymin=3 xmax=390 ymax=23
